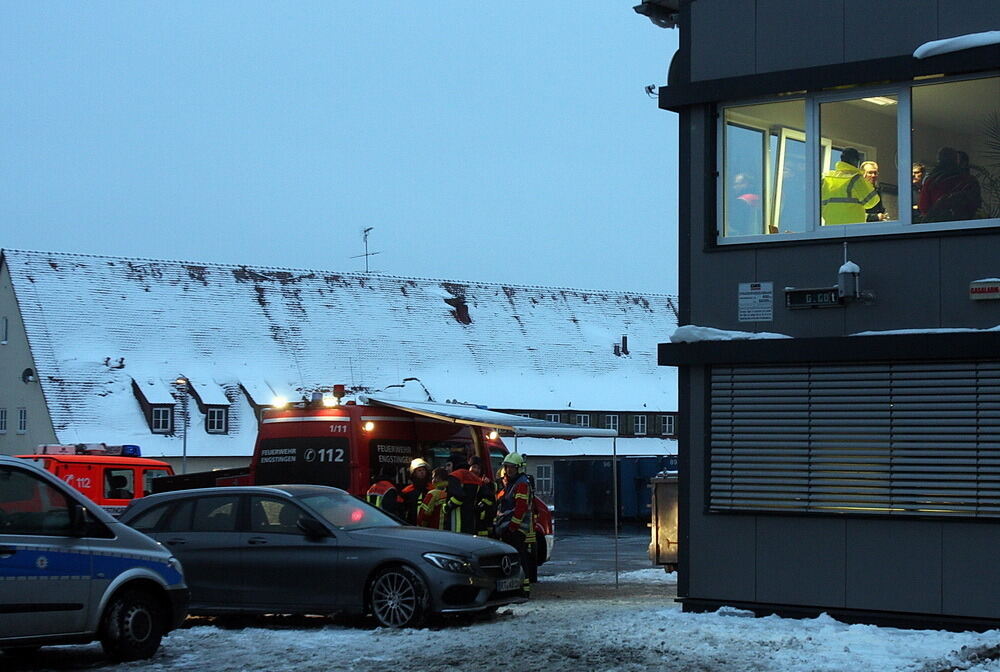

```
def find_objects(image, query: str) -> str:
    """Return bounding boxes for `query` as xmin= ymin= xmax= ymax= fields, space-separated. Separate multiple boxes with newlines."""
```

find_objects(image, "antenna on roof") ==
xmin=350 ymin=226 xmax=382 ymax=273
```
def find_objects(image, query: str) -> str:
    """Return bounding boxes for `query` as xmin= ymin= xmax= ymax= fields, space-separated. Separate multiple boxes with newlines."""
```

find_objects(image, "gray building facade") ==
xmin=644 ymin=0 xmax=1000 ymax=626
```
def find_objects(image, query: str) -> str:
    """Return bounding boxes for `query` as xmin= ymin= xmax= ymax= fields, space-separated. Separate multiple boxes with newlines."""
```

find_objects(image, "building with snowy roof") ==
xmin=640 ymin=0 xmax=1000 ymax=628
xmin=0 ymin=249 xmax=678 ymax=495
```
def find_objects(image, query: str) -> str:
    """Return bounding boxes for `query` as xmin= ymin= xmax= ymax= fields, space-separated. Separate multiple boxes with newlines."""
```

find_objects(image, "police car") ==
xmin=0 ymin=455 xmax=188 ymax=661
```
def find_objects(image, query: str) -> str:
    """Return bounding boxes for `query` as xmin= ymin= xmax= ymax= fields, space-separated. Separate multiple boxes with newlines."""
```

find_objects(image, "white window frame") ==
xmin=206 ymin=407 xmax=228 ymax=434
xmin=545 ymin=413 xmax=560 ymax=423
xmin=0 ymin=408 xmax=6 ymax=433
xmin=604 ymin=414 xmax=619 ymax=432
xmin=634 ymin=415 xmax=647 ymax=436
xmin=535 ymin=464 xmax=553 ymax=496
xmin=576 ymin=414 xmax=591 ymax=428
xmin=151 ymin=406 xmax=173 ymax=434
xmin=660 ymin=415 xmax=675 ymax=436
xmin=717 ymin=72 xmax=1000 ymax=245
xmin=17 ymin=408 xmax=27 ymax=434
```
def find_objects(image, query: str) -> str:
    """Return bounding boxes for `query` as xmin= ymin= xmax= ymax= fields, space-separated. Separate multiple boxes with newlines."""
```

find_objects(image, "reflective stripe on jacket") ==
xmin=820 ymin=161 xmax=880 ymax=225
xmin=417 ymin=483 xmax=448 ymax=529
xmin=495 ymin=474 xmax=534 ymax=541
xmin=366 ymin=480 xmax=400 ymax=517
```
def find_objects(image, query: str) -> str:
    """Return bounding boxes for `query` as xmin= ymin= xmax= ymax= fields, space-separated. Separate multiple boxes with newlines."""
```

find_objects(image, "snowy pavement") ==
xmin=10 ymin=569 xmax=1000 ymax=672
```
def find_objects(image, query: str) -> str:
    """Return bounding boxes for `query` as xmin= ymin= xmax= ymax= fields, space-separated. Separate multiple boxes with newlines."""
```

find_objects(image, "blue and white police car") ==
xmin=0 ymin=455 xmax=188 ymax=661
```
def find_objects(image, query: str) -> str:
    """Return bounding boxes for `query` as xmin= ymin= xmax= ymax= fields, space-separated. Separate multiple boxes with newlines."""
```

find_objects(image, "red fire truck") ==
xmin=153 ymin=393 xmax=555 ymax=565
xmin=17 ymin=443 xmax=175 ymax=516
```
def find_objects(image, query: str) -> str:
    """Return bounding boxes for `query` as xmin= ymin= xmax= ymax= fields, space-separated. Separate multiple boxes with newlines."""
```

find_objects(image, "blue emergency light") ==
xmin=121 ymin=444 xmax=142 ymax=457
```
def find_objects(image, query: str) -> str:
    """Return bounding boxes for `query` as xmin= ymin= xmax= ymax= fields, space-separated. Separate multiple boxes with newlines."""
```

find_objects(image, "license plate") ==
xmin=496 ymin=577 xmax=521 ymax=592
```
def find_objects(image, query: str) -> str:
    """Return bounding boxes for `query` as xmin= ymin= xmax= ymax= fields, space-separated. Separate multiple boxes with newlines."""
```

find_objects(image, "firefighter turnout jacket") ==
xmin=495 ymin=473 xmax=535 ymax=542
xmin=820 ymin=161 xmax=880 ymax=225
xmin=446 ymin=467 xmax=485 ymax=534
xmin=417 ymin=480 xmax=449 ymax=529
xmin=365 ymin=480 xmax=402 ymax=518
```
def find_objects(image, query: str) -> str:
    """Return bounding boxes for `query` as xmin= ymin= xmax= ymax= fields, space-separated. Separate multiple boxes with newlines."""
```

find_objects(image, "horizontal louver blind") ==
xmin=710 ymin=361 xmax=1000 ymax=517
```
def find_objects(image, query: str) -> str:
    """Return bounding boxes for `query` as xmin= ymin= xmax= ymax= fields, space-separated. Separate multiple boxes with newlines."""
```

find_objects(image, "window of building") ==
xmin=634 ymin=415 xmax=647 ymax=436
xmin=718 ymin=74 xmax=1000 ymax=243
xmin=545 ymin=413 xmax=560 ymax=423
xmin=206 ymin=407 xmax=228 ymax=434
xmin=151 ymin=406 xmax=173 ymax=434
xmin=1 ymin=316 xmax=7 ymax=344
xmin=576 ymin=414 xmax=591 ymax=427
xmin=604 ymin=414 xmax=619 ymax=432
xmin=0 ymin=408 xmax=6 ymax=433
xmin=535 ymin=465 xmax=553 ymax=499
xmin=16 ymin=408 xmax=26 ymax=434
xmin=660 ymin=415 xmax=675 ymax=436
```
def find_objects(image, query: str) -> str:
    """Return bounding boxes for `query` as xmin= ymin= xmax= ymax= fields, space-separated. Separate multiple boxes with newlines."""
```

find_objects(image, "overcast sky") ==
xmin=1 ymin=2 xmax=679 ymax=294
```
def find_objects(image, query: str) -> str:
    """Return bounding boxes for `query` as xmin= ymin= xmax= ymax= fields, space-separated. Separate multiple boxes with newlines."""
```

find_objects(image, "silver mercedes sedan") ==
xmin=118 ymin=484 xmax=525 ymax=628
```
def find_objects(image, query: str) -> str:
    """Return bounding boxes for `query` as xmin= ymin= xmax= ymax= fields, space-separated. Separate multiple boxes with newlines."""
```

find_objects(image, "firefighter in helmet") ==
xmin=400 ymin=457 xmax=431 ymax=525
xmin=494 ymin=452 xmax=535 ymax=594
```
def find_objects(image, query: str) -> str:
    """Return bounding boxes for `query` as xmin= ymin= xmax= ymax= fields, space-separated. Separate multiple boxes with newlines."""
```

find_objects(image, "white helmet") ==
xmin=409 ymin=458 xmax=430 ymax=474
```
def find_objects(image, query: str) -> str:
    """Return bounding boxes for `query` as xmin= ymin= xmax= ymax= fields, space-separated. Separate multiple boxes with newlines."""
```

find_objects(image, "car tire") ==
xmin=99 ymin=588 xmax=165 ymax=661
xmin=368 ymin=566 xmax=428 ymax=628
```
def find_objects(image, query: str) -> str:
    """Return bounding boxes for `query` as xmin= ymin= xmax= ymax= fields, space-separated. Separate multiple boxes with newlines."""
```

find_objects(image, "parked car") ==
xmin=0 ymin=456 xmax=188 ymax=661
xmin=118 ymin=485 xmax=526 ymax=628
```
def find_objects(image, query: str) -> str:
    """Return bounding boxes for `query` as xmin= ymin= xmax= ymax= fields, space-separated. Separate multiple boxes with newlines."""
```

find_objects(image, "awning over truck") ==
xmin=361 ymin=396 xmax=618 ymax=438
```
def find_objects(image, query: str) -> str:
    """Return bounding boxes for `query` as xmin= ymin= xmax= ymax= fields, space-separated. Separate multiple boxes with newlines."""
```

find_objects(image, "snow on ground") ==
xmin=14 ymin=569 xmax=1000 ymax=672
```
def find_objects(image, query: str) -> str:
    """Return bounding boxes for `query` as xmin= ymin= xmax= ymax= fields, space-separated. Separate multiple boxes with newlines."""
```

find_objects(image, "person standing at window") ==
xmin=860 ymin=161 xmax=889 ymax=222
xmin=820 ymin=148 xmax=880 ymax=225
xmin=918 ymin=146 xmax=982 ymax=222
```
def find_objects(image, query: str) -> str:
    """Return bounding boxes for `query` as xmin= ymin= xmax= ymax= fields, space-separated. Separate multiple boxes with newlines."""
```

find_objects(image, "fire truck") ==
xmin=152 ymin=391 xmax=556 ymax=565
xmin=17 ymin=443 xmax=175 ymax=516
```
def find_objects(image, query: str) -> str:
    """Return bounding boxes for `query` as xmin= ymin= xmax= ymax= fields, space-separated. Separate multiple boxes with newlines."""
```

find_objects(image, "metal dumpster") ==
xmin=648 ymin=472 xmax=679 ymax=571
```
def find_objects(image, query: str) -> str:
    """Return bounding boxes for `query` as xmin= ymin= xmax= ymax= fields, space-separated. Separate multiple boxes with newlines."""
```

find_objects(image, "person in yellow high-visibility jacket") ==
xmin=820 ymin=147 xmax=881 ymax=225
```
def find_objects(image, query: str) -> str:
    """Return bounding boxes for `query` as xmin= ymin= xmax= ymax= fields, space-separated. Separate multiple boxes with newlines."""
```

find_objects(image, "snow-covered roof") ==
xmin=3 ymin=249 xmax=677 ymax=457
xmin=914 ymin=30 xmax=1000 ymax=59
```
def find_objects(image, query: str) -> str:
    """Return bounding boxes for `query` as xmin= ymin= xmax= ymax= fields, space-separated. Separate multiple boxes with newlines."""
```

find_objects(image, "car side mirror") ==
xmin=297 ymin=517 xmax=331 ymax=538
xmin=70 ymin=504 xmax=89 ymax=537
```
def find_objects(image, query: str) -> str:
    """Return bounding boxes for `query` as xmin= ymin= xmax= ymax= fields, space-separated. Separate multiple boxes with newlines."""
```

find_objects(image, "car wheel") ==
xmin=369 ymin=566 xmax=428 ymax=628
xmin=99 ymin=589 xmax=165 ymax=661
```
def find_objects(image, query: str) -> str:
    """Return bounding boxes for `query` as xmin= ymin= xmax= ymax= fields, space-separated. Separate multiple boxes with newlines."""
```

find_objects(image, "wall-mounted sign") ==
xmin=738 ymin=282 xmax=773 ymax=322
xmin=970 ymin=279 xmax=1000 ymax=300
xmin=785 ymin=287 xmax=842 ymax=309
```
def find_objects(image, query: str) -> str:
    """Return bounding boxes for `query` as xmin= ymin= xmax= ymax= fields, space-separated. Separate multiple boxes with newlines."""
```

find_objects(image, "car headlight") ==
xmin=423 ymin=552 xmax=474 ymax=574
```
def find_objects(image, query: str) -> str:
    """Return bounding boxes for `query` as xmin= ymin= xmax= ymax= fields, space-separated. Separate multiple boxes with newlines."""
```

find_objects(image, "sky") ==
xmin=0 ymin=2 xmax=680 ymax=295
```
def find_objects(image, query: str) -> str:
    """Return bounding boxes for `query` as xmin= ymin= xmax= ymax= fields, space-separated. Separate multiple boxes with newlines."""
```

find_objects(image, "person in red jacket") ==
xmin=365 ymin=468 xmax=402 ymax=519
xmin=417 ymin=468 xmax=450 ymax=529
xmin=446 ymin=454 xmax=485 ymax=534
xmin=400 ymin=458 xmax=431 ymax=525
xmin=494 ymin=452 xmax=535 ymax=593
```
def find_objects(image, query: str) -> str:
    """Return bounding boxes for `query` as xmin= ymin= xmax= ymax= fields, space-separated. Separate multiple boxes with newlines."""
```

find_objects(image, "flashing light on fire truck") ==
xmin=362 ymin=421 xmax=375 ymax=432
xmin=271 ymin=395 xmax=288 ymax=408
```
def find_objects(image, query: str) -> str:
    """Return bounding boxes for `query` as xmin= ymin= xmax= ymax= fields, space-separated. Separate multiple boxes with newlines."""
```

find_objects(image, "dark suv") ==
xmin=119 ymin=484 xmax=526 ymax=627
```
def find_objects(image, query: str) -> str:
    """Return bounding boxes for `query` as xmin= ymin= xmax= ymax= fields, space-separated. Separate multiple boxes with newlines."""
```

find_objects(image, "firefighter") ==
xmin=494 ymin=452 xmax=536 ymax=594
xmin=365 ymin=468 xmax=402 ymax=519
xmin=468 ymin=456 xmax=496 ymax=537
xmin=417 ymin=467 xmax=450 ymax=529
xmin=400 ymin=458 xmax=431 ymax=525
xmin=445 ymin=454 xmax=485 ymax=534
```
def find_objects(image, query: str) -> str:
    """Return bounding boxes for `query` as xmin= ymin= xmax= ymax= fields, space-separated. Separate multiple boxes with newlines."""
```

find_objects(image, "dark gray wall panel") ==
xmin=690 ymin=0 xmax=757 ymax=82
xmin=846 ymin=0 xmax=938 ymax=63
xmin=940 ymin=233 xmax=1000 ymax=329
xmin=755 ymin=243 xmax=851 ymax=337
xmin=845 ymin=519 xmax=942 ymax=613
xmin=936 ymin=1 xmax=1000 ymax=39
xmin=687 ymin=513 xmax=758 ymax=601
xmin=756 ymin=0 xmax=845 ymax=73
xmin=689 ymin=250 xmax=757 ymax=330
xmin=756 ymin=517 xmax=847 ymax=607
xmin=841 ymin=237 xmax=941 ymax=333
xmin=942 ymin=523 xmax=1000 ymax=618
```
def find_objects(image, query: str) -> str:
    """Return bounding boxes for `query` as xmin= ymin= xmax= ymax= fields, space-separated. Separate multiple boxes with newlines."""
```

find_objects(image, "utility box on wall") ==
xmin=553 ymin=456 xmax=677 ymax=520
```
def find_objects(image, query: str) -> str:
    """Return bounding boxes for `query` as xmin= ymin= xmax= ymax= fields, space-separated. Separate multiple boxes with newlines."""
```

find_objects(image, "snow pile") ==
xmin=914 ymin=31 xmax=1000 ymax=59
xmin=670 ymin=325 xmax=792 ymax=343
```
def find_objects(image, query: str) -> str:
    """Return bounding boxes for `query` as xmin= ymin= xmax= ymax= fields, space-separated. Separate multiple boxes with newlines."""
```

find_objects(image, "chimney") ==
xmin=621 ymin=335 xmax=629 ymax=356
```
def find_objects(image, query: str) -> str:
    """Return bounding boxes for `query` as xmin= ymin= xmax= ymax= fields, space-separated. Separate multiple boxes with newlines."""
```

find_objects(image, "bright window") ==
xmin=535 ymin=465 xmax=552 ymax=498
xmin=718 ymin=74 xmax=1000 ymax=242
xmin=634 ymin=415 xmax=647 ymax=436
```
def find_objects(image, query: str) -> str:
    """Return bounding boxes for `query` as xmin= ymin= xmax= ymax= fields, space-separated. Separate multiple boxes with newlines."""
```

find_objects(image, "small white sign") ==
xmin=970 ymin=280 xmax=1000 ymax=300
xmin=738 ymin=282 xmax=773 ymax=322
